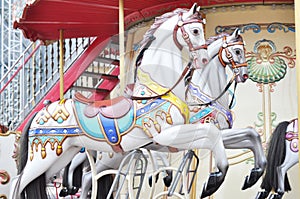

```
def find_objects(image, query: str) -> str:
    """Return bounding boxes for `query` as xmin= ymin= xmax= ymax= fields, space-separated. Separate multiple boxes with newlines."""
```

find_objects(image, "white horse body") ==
xmin=62 ymin=30 xmax=257 ymax=199
xmin=11 ymin=4 xmax=230 ymax=199
xmin=68 ymin=30 xmax=267 ymax=199
xmin=186 ymin=30 xmax=266 ymax=193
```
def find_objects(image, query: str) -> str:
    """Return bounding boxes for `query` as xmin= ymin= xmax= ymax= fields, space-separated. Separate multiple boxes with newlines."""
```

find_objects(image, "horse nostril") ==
xmin=202 ymin=58 xmax=208 ymax=65
xmin=243 ymin=74 xmax=249 ymax=79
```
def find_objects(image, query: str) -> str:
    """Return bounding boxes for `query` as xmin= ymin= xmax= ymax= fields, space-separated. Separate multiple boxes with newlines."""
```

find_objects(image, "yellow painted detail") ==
xmin=137 ymin=69 xmax=189 ymax=122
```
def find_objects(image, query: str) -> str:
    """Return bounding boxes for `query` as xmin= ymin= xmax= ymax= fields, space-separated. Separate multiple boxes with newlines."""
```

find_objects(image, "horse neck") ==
xmin=191 ymin=53 xmax=229 ymax=108
xmin=135 ymin=34 xmax=186 ymax=101
xmin=207 ymin=38 xmax=223 ymax=60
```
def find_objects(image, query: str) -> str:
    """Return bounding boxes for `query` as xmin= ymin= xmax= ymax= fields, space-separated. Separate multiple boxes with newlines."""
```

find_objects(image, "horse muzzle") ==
xmin=234 ymin=66 xmax=248 ymax=83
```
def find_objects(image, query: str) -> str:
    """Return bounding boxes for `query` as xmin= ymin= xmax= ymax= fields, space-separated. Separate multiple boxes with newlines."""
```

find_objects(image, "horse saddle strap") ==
xmin=74 ymin=92 xmax=132 ymax=119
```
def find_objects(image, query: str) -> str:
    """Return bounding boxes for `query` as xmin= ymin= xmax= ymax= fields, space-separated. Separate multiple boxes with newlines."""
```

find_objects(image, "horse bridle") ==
xmin=218 ymin=36 xmax=248 ymax=69
xmin=132 ymin=12 xmax=207 ymax=101
xmin=173 ymin=12 xmax=207 ymax=52
xmin=173 ymin=12 xmax=208 ymax=69
xmin=189 ymin=35 xmax=248 ymax=108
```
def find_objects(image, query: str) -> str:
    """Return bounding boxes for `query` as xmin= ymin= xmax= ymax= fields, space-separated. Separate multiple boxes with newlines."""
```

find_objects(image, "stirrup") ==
xmin=106 ymin=149 xmax=148 ymax=199
xmin=168 ymin=150 xmax=199 ymax=196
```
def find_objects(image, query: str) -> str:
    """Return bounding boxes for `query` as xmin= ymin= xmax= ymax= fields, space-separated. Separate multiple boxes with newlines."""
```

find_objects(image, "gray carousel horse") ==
xmin=256 ymin=119 xmax=298 ymax=199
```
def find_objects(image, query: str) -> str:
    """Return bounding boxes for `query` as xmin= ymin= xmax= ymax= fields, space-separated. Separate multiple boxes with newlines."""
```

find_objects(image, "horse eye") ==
xmin=235 ymin=49 xmax=241 ymax=55
xmin=193 ymin=29 xmax=199 ymax=35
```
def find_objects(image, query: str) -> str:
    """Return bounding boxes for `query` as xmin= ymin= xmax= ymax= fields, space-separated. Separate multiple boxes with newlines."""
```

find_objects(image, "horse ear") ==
xmin=189 ymin=3 xmax=198 ymax=16
xmin=233 ymin=28 xmax=241 ymax=38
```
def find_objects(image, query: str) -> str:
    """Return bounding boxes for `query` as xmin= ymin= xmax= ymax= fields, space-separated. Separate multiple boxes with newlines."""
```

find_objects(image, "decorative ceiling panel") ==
xmin=13 ymin=0 xmax=294 ymax=42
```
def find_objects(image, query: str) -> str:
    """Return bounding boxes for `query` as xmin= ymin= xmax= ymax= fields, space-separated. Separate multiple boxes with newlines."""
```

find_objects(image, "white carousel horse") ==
xmin=59 ymin=149 xmax=172 ymax=199
xmin=160 ymin=29 xmax=267 ymax=198
xmin=255 ymin=119 xmax=298 ymax=199
xmin=10 ymin=4 xmax=225 ymax=199
xmin=68 ymin=29 xmax=267 ymax=199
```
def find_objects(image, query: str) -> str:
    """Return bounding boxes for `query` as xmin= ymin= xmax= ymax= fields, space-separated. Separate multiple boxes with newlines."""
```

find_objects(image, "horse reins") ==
xmin=189 ymin=35 xmax=247 ymax=108
xmin=131 ymin=11 xmax=207 ymax=101
xmin=188 ymin=73 xmax=238 ymax=108
xmin=131 ymin=61 xmax=193 ymax=100
xmin=173 ymin=12 xmax=208 ymax=70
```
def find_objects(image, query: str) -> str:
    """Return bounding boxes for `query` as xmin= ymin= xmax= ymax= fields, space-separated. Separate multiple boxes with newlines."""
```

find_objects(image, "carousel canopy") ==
xmin=13 ymin=0 xmax=293 ymax=42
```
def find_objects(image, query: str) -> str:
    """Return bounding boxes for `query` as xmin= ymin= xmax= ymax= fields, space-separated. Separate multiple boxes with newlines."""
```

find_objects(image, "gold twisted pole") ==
xmin=59 ymin=29 xmax=65 ymax=100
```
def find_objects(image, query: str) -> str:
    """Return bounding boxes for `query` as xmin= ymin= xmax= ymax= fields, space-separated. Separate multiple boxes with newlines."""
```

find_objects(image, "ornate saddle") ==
xmin=74 ymin=92 xmax=132 ymax=119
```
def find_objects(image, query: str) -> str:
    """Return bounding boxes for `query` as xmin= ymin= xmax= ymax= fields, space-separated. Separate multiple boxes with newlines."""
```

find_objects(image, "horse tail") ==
xmin=17 ymin=112 xmax=47 ymax=199
xmin=97 ymin=175 xmax=114 ymax=199
xmin=260 ymin=121 xmax=291 ymax=192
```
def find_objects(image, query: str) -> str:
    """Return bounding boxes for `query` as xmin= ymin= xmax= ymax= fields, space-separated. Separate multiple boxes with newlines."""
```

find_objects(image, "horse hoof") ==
xmin=255 ymin=191 xmax=269 ymax=199
xmin=148 ymin=174 xmax=159 ymax=187
xmin=268 ymin=192 xmax=284 ymax=199
xmin=59 ymin=187 xmax=69 ymax=197
xmin=242 ymin=168 xmax=263 ymax=190
xmin=69 ymin=186 xmax=79 ymax=195
xmin=163 ymin=170 xmax=173 ymax=187
xmin=200 ymin=172 xmax=224 ymax=198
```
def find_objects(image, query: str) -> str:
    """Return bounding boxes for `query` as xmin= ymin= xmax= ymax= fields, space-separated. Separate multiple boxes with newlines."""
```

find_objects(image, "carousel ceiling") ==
xmin=13 ymin=0 xmax=294 ymax=42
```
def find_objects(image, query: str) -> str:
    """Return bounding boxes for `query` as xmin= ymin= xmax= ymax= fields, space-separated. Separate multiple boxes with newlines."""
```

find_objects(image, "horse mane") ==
xmin=206 ymin=31 xmax=244 ymax=46
xmin=206 ymin=32 xmax=230 ymax=45
xmin=139 ymin=8 xmax=188 ymax=49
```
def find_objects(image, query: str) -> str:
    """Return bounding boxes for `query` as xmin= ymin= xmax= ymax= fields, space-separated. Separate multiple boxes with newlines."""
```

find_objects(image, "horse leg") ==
xmin=60 ymin=152 xmax=87 ymax=197
xmin=66 ymin=151 xmax=90 ymax=195
xmin=59 ymin=163 xmax=71 ymax=197
xmin=80 ymin=152 xmax=124 ymax=199
xmin=156 ymin=152 xmax=173 ymax=187
xmin=148 ymin=151 xmax=161 ymax=187
xmin=9 ymin=175 xmax=23 ymax=199
xmin=255 ymin=190 xmax=270 ymax=199
xmin=221 ymin=127 xmax=267 ymax=189
xmin=12 ymin=146 xmax=78 ymax=199
xmin=148 ymin=151 xmax=172 ymax=187
xmin=152 ymin=123 xmax=228 ymax=198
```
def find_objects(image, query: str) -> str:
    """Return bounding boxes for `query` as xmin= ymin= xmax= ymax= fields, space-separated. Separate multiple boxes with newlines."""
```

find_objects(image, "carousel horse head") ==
xmin=139 ymin=3 xmax=209 ymax=70
xmin=207 ymin=28 xmax=248 ymax=83
xmin=190 ymin=29 xmax=249 ymax=112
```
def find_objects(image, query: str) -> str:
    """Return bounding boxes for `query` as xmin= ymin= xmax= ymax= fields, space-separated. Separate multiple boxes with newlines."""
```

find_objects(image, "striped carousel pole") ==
xmin=295 ymin=0 xmax=300 ymax=189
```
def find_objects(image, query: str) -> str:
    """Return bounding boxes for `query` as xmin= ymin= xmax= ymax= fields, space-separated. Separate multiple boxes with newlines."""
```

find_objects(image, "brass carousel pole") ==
xmin=119 ymin=0 xmax=125 ymax=94
xmin=190 ymin=150 xmax=198 ymax=198
xmin=59 ymin=29 xmax=65 ymax=100
xmin=294 ymin=0 xmax=300 ymax=188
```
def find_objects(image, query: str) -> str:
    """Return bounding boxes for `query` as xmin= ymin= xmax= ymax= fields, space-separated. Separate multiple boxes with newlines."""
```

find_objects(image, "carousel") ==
xmin=0 ymin=0 xmax=298 ymax=199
